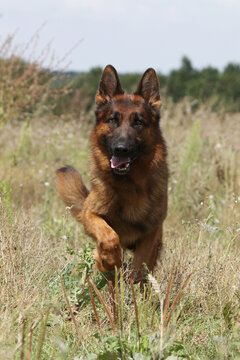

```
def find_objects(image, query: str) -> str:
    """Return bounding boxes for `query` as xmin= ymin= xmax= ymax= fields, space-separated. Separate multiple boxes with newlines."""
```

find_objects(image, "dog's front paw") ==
xmin=95 ymin=232 xmax=123 ymax=271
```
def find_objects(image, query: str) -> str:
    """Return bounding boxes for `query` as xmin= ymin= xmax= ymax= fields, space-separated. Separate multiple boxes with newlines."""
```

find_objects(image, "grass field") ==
xmin=0 ymin=99 xmax=239 ymax=359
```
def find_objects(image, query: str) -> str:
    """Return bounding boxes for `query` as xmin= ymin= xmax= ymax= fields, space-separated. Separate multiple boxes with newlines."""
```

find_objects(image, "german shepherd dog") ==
xmin=56 ymin=65 xmax=168 ymax=283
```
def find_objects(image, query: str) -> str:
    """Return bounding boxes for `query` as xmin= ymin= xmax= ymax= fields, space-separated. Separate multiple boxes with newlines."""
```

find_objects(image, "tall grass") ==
xmin=0 ymin=103 xmax=239 ymax=359
xmin=0 ymin=35 xmax=239 ymax=358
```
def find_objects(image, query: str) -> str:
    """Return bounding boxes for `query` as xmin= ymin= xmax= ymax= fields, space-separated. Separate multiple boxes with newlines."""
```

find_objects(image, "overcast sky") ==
xmin=0 ymin=0 xmax=240 ymax=73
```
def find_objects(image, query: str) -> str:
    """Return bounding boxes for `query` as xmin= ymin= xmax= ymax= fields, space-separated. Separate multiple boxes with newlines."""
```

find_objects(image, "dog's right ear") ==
xmin=96 ymin=65 xmax=124 ymax=105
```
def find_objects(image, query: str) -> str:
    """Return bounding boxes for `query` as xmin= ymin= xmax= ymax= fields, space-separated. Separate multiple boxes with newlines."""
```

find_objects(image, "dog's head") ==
xmin=93 ymin=65 xmax=162 ymax=176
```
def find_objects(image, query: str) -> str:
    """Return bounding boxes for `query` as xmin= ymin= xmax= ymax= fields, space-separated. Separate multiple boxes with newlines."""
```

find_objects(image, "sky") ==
xmin=0 ymin=0 xmax=240 ymax=74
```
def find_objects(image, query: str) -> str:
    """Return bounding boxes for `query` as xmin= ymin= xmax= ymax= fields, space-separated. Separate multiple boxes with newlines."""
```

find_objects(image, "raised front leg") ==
xmin=131 ymin=225 xmax=163 ymax=283
xmin=81 ymin=194 xmax=123 ymax=272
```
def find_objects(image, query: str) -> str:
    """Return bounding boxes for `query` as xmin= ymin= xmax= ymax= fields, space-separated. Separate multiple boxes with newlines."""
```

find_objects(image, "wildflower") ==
xmin=206 ymin=225 xmax=217 ymax=233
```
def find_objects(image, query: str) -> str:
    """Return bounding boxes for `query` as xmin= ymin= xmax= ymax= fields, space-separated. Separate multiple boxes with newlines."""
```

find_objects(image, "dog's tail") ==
xmin=56 ymin=165 xmax=89 ymax=220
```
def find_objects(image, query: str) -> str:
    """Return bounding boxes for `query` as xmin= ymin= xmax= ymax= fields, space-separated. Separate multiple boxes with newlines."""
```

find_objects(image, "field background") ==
xmin=0 ymin=43 xmax=240 ymax=359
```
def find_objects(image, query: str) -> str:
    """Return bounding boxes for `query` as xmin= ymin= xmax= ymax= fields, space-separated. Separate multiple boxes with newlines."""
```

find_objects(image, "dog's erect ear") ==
xmin=96 ymin=65 xmax=124 ymax=105
xmin=135 ymin=68 xmax=161 ymax=111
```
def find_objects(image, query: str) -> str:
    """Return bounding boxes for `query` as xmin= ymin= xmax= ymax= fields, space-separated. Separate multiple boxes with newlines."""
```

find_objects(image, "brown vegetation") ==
xmin=0 ymin=98 xmax=239 ymax=358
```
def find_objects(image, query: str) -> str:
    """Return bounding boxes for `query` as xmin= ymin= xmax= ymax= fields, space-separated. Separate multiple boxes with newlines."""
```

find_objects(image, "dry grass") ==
xmin=0 ymin=102 xmax=239 ymax=359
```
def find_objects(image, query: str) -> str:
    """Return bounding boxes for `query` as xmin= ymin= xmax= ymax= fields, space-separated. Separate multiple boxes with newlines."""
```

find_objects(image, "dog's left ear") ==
xmin=96 ymin=65 xmax=124 ymax=105
xmin=135 ymin=68 xmax=161 ymax=112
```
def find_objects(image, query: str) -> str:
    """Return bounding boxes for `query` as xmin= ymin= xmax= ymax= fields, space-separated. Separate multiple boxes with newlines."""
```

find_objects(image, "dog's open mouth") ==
xmin=110 ymin=156 xmax=132 ymax=175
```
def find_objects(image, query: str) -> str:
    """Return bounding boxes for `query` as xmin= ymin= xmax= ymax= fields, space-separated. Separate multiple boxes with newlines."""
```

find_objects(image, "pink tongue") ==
xmin=110 ymin=156 xmax=130 ymax=169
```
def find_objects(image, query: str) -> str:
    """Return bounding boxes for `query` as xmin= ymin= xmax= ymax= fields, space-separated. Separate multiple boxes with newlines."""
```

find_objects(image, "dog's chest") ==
xmin=109 ymin=194 xmax=155 ymax=247
xmin=105 ymin=186 xmax=152 ymax=235
xmin=116 ymin=185 xmax=151 ymax=220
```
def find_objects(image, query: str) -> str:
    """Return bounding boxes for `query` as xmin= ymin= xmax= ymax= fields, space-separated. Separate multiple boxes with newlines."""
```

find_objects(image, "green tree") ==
xmin=167 ymin=56 xmax=198 ymax=101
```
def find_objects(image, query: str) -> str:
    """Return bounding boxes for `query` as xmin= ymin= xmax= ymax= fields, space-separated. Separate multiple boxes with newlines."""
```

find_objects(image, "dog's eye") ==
xmin=134 ymin=119 xmax=144 ymax=128
xmin=108 ymin=118 xmax=119 ymax=127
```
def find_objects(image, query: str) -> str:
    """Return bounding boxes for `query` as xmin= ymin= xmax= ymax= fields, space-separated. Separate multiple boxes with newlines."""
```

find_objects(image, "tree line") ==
xmin=52 ymin=56 xmax=240 ymax=115
xmin=1 ymin=56 xmax=240 ymax=123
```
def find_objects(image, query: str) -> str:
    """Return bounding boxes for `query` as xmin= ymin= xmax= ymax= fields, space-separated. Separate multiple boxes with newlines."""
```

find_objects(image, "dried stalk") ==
xmin=130 ymin=277 xmax=140 ymax=342
xmin=68 ymin=337 xmax=82 ymax=360
xmin=115 ymin=267 xmax=121 ymax=331
xmin=144 ymin=285 xmax=153 ymax=325
xmin=108 ymin=280 xmax=116 ymax=324
xmin=26 ymin=322 xmax=33 ymax=360
xmin=35 ymin=307 xmax=50 ymax=360
xmin=20 ymin=317 xmax=26 ymax=360
xmin=60 ymin=273 xmax=82 ymax=342
xmin=150 ymin=293 xmax=159 ymax=329
xmin=90 ymin=276 xmax=116 ymax=334
xmin=160 ymin=298 xmax=164 ymax=353
xmin=119 ymin=268 xmax=124 ymax=333
xmin=165 ymin=273 xmax=191 ymax=327
xmin=163 ymin=263 xmax=175 ymax=322
xmin=87 ymin=273 xmax=103 ymax=337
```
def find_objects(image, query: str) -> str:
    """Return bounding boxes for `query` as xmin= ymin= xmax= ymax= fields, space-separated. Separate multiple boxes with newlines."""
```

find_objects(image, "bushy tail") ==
xmin=56 ymin=165 xmax=89 ymax=220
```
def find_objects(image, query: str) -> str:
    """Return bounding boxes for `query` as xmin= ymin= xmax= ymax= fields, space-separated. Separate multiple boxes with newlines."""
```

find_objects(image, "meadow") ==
xmin=0 ymin=98 xmax=239 ymax=359
xmin=0 ymin=40 xmax=239 ymax=359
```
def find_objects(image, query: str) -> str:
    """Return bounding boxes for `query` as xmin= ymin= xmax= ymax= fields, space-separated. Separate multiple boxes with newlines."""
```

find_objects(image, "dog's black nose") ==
xmin=114 ymin=143 xmax=129 ymax=156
